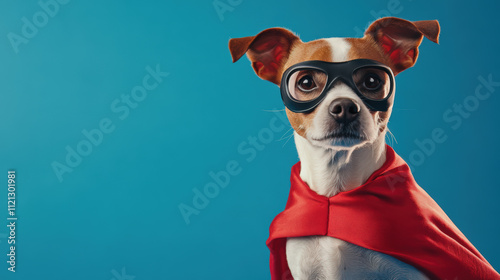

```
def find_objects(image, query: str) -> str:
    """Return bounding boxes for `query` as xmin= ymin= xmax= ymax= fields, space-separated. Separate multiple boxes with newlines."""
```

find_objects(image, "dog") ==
xmin=229 ymin=17 xmax=500 ymax=280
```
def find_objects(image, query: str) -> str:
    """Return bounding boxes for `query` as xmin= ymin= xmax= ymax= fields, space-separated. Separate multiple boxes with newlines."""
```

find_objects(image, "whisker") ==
xmin=282 ymin=133 xmax=295 ymax=148
xmin=278 ymin=127 xmax=294 ymax=141
xmin=262 ymin=108 xmax=286 ymax=112
xmin=386 ymin=127 xmax=398 ymax=145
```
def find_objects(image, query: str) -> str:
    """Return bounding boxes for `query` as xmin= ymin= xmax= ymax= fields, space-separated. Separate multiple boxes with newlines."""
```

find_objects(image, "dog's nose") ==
xmin=329 ymin=98 xmax=360 ymax=123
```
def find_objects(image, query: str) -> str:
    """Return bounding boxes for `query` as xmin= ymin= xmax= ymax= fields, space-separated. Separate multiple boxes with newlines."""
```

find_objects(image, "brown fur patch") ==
xmin=345 ymin=37 xmax=395 ymax=73
xmin=279 ymin=39 xmax=334 ymax=137
xmin=346 ymin=37 xmax=396 ymax=131
xmin=280 ymin=37 xmax=399 ymax=138
xmin=283 ymin=39 xmax=334 ymax=72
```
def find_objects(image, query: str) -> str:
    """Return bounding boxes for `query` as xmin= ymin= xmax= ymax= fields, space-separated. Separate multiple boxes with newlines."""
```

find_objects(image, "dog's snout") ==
xmin=329 ymin=98 xmax=360 ymax=123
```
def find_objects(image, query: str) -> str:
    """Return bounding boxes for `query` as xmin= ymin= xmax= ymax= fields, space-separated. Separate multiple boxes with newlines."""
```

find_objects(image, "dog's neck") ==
xmin=294 ymin=132 xmax=387 ymax=197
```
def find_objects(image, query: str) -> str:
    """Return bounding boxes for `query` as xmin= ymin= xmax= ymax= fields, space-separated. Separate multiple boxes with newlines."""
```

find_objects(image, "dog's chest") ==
xmin=286 ymin=236 xmax=429 ymax=280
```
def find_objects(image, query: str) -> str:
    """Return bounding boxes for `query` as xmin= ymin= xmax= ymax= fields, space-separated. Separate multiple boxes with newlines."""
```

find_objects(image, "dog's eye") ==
xmin=288 ymin=69 xmax=327 ymax=101
xmin=353 ymin=68 xmax=390 ymax=100
xmin=362 ymin=73 xmax=382 ymax=91
xmin=297 ymin=75 xmax=317 ymax=92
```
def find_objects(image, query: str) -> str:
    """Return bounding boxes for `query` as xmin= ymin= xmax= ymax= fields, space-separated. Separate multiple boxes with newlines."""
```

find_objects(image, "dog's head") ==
xmin=229 ymin=17 xmax=439 ymax=150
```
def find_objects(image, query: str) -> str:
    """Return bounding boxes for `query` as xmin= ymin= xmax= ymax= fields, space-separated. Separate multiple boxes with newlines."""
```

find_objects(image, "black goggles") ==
xmin=280 ymin=59 xmax=395 ymax=113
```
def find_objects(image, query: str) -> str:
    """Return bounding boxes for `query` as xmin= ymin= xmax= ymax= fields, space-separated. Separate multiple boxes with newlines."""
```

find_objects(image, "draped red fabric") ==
xmin=267 ymin=145 xmax=500 ymax=280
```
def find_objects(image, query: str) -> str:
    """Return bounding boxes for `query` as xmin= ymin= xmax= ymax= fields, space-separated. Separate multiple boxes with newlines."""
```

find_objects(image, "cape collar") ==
xmin=267 ymin=145 xmax=499 ymax=280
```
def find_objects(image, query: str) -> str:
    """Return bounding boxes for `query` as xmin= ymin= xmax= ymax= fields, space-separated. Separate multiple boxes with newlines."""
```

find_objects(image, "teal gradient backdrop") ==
xmin=1 ymin=0 xmax=499 ymax=279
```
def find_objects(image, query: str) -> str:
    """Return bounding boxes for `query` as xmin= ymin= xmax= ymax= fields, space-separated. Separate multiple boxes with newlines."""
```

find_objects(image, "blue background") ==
xmin=0 ymin=0 xmax=499 ymax=279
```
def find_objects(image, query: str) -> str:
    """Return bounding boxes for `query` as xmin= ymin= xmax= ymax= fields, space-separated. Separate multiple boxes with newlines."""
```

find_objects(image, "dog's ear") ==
xmin=365 ymin=17 xmax=440 ymax=74
xmin=229 ymin=28 xmax=300 ymax=85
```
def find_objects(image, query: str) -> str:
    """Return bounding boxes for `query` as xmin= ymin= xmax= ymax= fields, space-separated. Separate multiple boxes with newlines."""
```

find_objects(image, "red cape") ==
xmin=267 ymin=145 xmax=500 ymax=280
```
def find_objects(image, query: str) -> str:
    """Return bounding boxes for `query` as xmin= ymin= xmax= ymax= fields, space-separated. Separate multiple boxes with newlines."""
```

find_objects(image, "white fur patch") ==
xmin=285 ymin=35 xmax=427 ymax=279
xmin=286 ymin=236 xmax=429 ymax=280
xmin=307 ymin=83 xmax=377 ymax=151
xmin=324 ymin=38 xmax=351 ymax=62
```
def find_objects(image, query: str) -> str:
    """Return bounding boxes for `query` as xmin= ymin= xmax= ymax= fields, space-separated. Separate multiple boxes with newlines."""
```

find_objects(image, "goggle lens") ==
xmin=281 ymin=59 xmax=395 ymax=112
xmin=352 ymin=67 xmax=392 ymax=100
xmin=288 ymin=69 xmax=328 ymax=102
xmin=287 ymin=66 xmax=392 ymax=102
